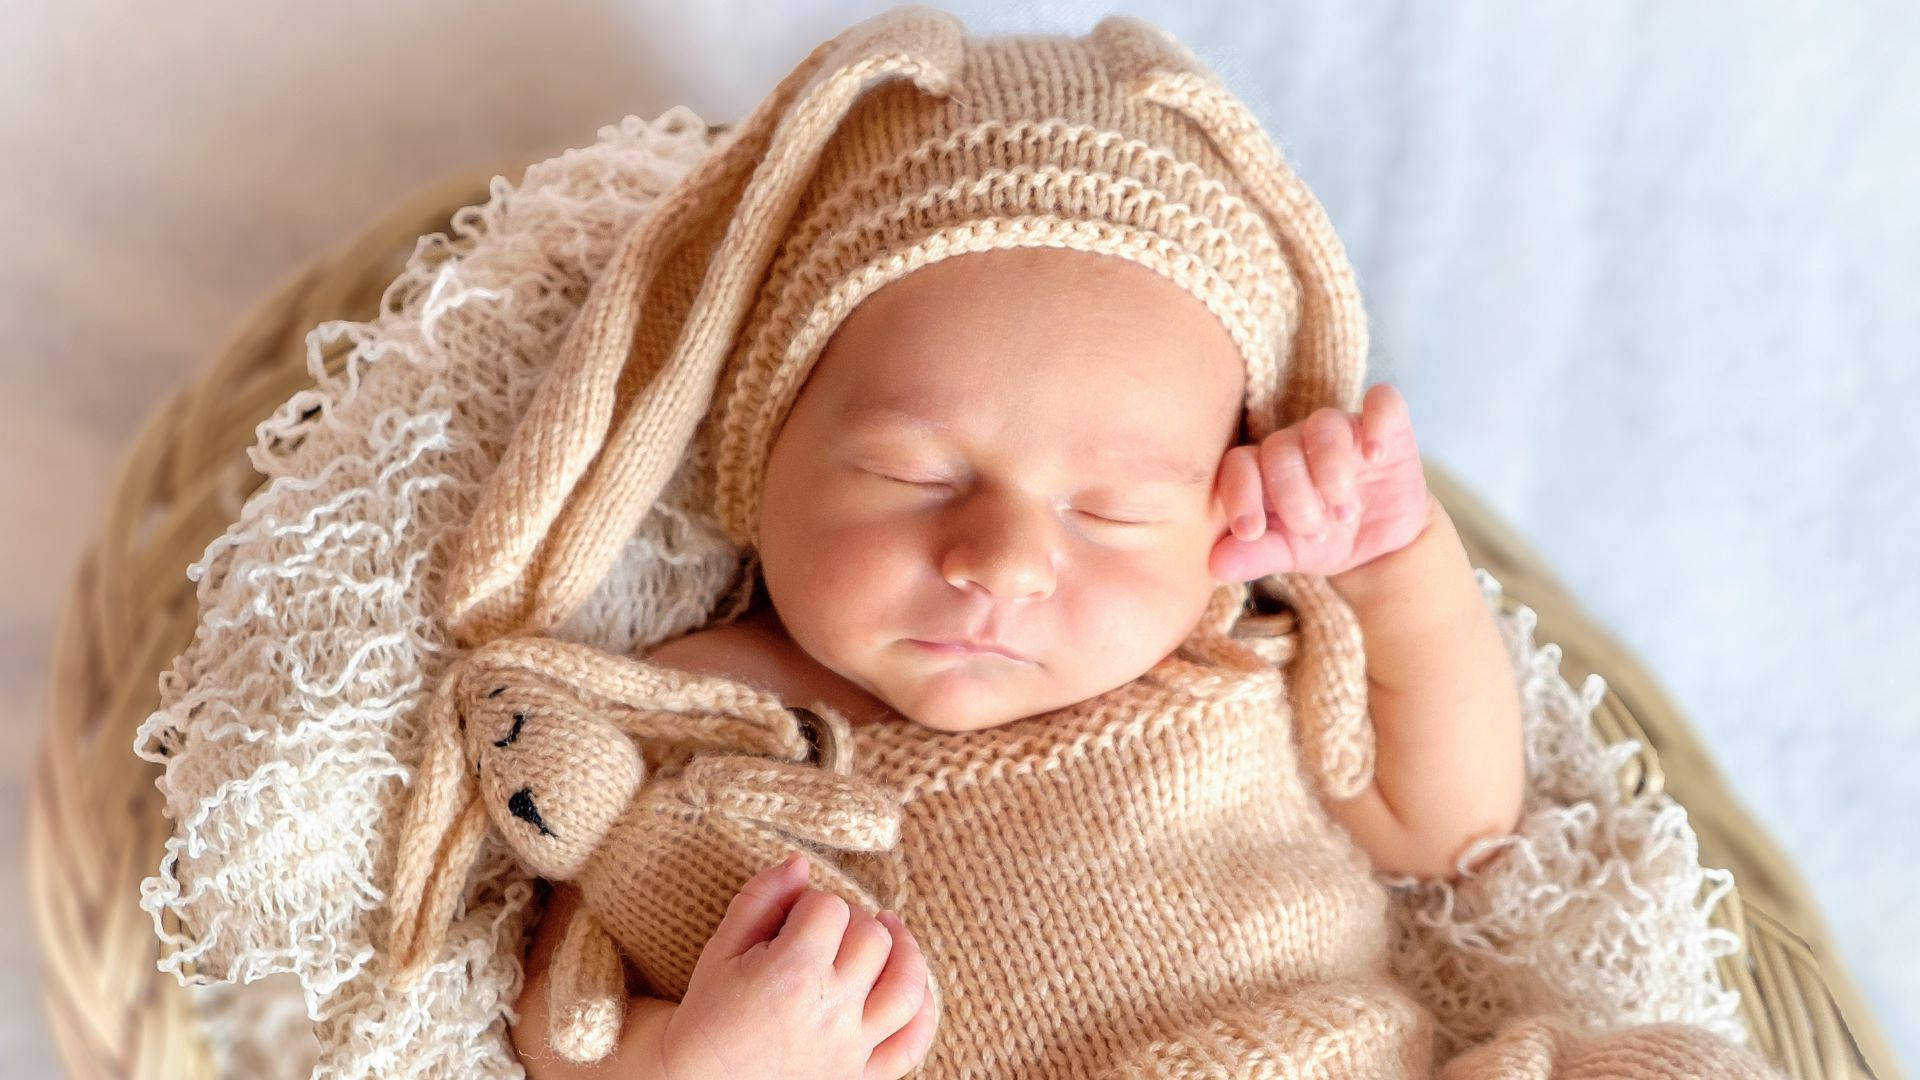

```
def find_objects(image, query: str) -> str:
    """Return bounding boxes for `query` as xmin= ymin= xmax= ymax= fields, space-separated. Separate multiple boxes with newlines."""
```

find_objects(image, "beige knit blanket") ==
xmin=135 ymin=108 xmax=1773 ymax=1079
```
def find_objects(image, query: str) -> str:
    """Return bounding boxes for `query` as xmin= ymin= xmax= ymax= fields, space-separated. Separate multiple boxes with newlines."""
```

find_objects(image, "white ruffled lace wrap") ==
xmin=132 ymin=107 xmax=1754 ymax=1079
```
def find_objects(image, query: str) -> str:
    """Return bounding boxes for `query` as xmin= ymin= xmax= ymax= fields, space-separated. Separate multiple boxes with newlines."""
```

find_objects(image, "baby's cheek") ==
xmin=1078 ymin=549 xmax=1207 ymax=641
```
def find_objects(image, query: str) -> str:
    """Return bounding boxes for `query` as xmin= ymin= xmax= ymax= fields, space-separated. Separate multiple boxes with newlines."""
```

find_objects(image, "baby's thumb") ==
xmin=704 ymin=853 xmax=811 ymax=961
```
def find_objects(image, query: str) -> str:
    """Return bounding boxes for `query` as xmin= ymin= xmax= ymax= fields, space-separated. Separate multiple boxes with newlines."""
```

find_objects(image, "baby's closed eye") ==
xmin=857 ymin=463 xmax=1168 ymax=521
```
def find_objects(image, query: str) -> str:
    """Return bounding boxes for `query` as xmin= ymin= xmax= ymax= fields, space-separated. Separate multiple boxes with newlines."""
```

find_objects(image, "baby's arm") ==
xmin=1211 ymin=384 xmax=1524 ymax=882
xmin=1324 ymin=493 xmax=1525 ymax=882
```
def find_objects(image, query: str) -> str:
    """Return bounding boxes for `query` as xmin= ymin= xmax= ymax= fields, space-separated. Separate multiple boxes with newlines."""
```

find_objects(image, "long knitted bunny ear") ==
xmin=1097 ymin=15 xmax=1375 ymax=799
xmin=384 ymin=664 xmax=493 ymax=989
xmin=440 ymin=5 xmax=968 ymax=647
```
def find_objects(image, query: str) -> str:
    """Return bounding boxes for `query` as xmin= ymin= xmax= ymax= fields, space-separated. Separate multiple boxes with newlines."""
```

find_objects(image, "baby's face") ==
xmin=757 ymin=246 xmax=1245 ymax=734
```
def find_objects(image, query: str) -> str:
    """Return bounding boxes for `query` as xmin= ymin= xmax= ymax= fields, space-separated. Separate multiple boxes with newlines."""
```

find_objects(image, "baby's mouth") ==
xmin=907 ymin=638 xmax=1031 ymax=662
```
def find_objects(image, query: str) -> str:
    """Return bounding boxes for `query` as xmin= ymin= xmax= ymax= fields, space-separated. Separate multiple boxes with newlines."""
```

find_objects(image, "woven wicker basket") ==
xmin=25 ymin=152 xmax=1904 ymax=1080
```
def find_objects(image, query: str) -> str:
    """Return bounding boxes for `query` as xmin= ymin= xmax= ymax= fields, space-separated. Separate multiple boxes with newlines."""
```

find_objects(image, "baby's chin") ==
xmin=871 ymin=651 xmax=1122 ymax=734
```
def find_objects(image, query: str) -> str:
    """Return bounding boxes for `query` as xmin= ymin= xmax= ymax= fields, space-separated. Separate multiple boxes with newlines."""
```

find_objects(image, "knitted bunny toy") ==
xmin=383 ymin=634 xmax=910 ymax=1063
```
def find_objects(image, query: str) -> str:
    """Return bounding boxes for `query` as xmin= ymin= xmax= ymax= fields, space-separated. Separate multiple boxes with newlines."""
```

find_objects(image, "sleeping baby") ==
xmin=507 ymin=242 xmax=1524 ymax=1078
xmin=382 ymin=7 xmax=1783 ymax=1078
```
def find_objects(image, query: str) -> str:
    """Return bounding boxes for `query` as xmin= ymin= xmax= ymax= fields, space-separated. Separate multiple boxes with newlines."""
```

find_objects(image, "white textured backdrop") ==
xmin=5 ymin=2 xmax=1913 ymax=1076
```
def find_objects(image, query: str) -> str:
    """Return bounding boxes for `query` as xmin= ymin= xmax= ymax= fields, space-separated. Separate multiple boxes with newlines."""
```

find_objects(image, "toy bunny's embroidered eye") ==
xmin=487 ymin=686 xmax=506 ymax=698
xmin=494 ymin=712 xmax=526 ymax=748
xmin=508 ymin=786 xmax=554 ymax=837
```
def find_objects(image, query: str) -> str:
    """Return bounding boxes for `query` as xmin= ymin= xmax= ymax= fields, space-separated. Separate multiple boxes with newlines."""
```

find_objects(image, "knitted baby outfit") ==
xmin=388 ymin=583 xmax=1779 ymax=1078
xmin=380 ymin=6 xmax=1784 ymax=1076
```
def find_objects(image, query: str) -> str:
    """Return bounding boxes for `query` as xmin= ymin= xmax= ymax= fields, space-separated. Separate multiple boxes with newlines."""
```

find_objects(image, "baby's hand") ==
xmin=659 ymin=854 xmax=937 ymax=1080
xmin=1209 ymin=383 xmax=1431 ymax=582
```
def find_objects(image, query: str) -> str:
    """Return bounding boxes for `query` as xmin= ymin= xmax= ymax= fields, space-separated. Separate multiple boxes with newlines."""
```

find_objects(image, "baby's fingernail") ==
xmin=1363 ymin=439 xmax=1383 ymax=463
xmin=1231 ymin=513 xmax=1262 ymax=540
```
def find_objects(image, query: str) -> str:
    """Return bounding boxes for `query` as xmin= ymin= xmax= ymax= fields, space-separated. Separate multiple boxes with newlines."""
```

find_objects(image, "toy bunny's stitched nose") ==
xmin=508 ymin=786 xmax=553 ymax=836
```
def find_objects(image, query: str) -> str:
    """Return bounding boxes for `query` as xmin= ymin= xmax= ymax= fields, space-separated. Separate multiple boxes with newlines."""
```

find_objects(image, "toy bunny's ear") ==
xmin=1092 ymin=13 xmax=1366 ymax=443
xmin=440 ymin=5 xmax=969 ymax=647
xmin=385 ymin=664 xmax=493 ymax=988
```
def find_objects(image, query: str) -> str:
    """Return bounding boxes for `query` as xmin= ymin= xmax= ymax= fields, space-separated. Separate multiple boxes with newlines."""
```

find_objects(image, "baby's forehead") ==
xmin=802 ymin=249 xmax=1249 ymax=463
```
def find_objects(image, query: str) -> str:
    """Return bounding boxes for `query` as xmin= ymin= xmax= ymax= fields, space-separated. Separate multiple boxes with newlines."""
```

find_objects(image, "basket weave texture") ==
xmin=25 ymin=157 xmax=1902 ymax=1080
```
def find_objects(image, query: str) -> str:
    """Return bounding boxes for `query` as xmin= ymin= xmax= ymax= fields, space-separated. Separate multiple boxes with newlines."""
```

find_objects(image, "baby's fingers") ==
xmin=1257 ymin=427 xmax=1329 ymax=538
xmin=863 ymin=911 xmax=929 ymax=1037
xmin=864 ymin=912 xmax=936 ymax=1079
xmin=1358 ymin=383 xmax=1412 ymax=463
xmin=1215 ymin=444 xmax=1266 ymax=541
xmin=866 ymin=987 xmax=937 ymax=1080
xmin=704 ymin=853 xmax=810 ymax=962
xmin=1300 ymin=407 xmax=1361 ymax=520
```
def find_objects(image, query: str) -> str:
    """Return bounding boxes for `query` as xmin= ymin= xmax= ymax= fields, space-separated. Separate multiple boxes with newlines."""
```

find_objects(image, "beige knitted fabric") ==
xmin=382 ymin=579 xmax=1782 ymax=1077
xmin=374 ymin=5 xmax=1784 ymax=1077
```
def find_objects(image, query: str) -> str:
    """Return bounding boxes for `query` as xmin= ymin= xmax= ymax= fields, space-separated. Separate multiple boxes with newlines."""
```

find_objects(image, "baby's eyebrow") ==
xmin=840 ymin=402 xmax=1216 ymax=488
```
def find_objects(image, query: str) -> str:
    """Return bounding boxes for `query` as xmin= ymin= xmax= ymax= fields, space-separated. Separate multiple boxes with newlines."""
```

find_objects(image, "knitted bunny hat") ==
xmin=437 ymin=4 xmax=1374 ymax=797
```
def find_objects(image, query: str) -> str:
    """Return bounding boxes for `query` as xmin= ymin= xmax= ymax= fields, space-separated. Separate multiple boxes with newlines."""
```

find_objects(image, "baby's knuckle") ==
xmin=892 ymin=970 xmax=929 ymax=1012
xmin=789 ymin=887 xmax=839 ymax=919
xmin=1256 ymin=438 xmax=1305 ymax=476
xmin=752 ymin=949 xmax=808 ymax=992
xmin=1304 ymin=411 xmax=1351 ymax=449
xmin=845 ymin=915 xmax=888 ymax=949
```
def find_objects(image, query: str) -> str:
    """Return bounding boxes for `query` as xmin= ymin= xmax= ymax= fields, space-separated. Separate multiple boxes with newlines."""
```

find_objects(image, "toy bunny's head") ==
xmin=458 ymin=668 xmax=645 ymax=881
xmin=383 ymin=640 xmax=646 ymax=988
xmin=383 ymin=632 xmax=856 ymax=990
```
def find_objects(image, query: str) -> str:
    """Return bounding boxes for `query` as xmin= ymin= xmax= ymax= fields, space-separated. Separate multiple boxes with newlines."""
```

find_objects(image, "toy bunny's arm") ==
xmin=549 ymin=901 xmax=629 ymax=1063
xmin=512 ymin=881 xmax=679 ymax=1078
